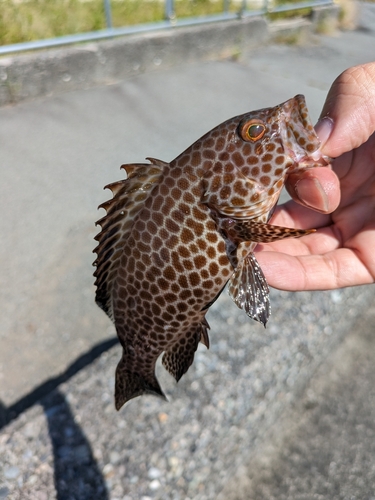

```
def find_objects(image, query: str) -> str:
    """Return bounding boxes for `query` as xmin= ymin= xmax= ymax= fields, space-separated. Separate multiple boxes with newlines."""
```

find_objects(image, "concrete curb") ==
xmin=0 ymin=6 xmax=339 ymax=107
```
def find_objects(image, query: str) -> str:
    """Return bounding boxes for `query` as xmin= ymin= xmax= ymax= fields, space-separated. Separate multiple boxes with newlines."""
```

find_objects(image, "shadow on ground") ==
xmin=0 ymin=337 xmax=118 ymax=430
xmin=41 ymin=390 xmax=109 ymax=499
xmin=0 ymin=337 xmax=118 ymax=498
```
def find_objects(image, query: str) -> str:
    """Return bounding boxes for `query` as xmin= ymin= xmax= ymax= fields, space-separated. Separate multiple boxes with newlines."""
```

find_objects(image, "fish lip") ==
xmin=278 ymin=94 xmax=330 ymax=169
xmin=281 ymin=94 xmax=313 ymax=131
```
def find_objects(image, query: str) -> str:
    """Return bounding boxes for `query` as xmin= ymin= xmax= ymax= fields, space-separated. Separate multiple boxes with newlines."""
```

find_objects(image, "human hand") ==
xmin=256 ymin=62 xmax=375 ymax=290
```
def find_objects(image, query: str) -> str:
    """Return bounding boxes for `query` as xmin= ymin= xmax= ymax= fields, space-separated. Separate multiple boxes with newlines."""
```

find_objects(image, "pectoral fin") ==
xmin=228 ymin=253 xmax=270 ymax=327
xmin=219 ymin=218 xmax=315 ymax=244
xmin=225 ymin=220 xmax=313 ymax=325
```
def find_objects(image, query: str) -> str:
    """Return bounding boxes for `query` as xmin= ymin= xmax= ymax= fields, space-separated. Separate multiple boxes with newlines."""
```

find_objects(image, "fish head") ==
xmin=234 ymin=93 xmax=329 ymax=173
xmin=200 ymin=94 xmax=330 ymax=220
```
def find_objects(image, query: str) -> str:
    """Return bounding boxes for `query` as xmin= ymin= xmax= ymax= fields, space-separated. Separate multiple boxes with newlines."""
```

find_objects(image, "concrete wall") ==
xmin=0 ymin=6 xmax=339 ymax=106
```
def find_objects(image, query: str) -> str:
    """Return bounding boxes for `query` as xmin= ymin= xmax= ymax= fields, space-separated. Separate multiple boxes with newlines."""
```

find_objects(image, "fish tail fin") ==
xmin=115 ymin=358 xmax=166 ymax=410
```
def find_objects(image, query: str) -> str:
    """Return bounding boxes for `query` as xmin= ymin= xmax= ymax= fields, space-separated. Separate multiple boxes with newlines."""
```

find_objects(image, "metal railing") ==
xmin=0 ymin=0 xmax=333 ymax=56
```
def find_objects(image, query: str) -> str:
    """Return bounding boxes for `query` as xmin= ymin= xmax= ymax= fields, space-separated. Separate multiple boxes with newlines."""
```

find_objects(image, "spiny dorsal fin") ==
xmin=93 ymin=159 xmax=167 ymax=320
xmin=145 ymin=157 xmax=169 ymax=168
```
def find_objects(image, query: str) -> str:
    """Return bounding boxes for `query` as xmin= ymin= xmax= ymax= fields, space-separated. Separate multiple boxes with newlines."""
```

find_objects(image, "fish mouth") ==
xmin=279 ymin=94 xmax=330 ymax=170
xmin=283 ymin=94 xmax=314 ymax=130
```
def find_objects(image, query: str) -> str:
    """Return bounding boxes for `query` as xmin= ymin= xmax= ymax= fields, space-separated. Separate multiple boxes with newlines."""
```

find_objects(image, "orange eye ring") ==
xmin=240 ymin=120 xmax=266 ymax=142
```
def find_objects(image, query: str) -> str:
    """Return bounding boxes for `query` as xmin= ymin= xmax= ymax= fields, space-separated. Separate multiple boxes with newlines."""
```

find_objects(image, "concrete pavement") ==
xmin=1 ymin=3 xmax=375 ymax=498
xmin=221 ymin=301 xmax=375 ymax=500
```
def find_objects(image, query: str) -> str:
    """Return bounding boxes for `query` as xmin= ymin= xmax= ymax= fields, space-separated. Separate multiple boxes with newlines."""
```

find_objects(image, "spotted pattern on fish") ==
xmin=93 ymin=95 xmax=329 ymax=409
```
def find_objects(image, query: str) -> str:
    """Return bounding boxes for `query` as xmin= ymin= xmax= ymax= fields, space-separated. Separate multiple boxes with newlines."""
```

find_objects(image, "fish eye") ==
xmin=240 ymin=120 xmax=266 ymax=142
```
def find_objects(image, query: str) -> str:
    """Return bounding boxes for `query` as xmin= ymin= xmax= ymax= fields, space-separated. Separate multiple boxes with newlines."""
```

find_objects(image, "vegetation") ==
xmin=0 ymin=0 xmax=314 ymax=47
xmin=0 ymin=0 xmax=162 ymax=45
xmin=268 ymin=7 xmax=311 ymax=22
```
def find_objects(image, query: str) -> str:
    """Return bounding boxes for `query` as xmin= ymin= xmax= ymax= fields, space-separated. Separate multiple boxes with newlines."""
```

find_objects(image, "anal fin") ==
xmin=200 ymin=317 xmax=210 ymax=348
xmin=162 ymin=322 xmax=207 ymax=382
xmin=228 ymin=253 xmax=270 ymax=327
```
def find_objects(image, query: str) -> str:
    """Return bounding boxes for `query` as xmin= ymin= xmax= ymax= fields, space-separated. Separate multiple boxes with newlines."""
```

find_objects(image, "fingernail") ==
xmin=314 ymin=117 xmax=333 ymax=148
xmin=295 ymin=177 xmax=329 ymax=212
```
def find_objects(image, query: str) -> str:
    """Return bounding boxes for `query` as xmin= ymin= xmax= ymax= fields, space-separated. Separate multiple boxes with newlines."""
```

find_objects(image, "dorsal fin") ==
xmin=93 ymin=159 xmax=167 ymax=320
xmin=145 ymin=157 xmax=169 ymax=168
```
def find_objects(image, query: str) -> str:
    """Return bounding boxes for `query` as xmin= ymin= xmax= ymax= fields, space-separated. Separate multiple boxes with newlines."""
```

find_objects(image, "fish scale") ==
xmin=93 ymin=94 xmax=329 ymax=409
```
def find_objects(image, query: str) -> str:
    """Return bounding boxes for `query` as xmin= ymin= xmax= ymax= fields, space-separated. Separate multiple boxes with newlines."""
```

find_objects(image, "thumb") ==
xmin=315 ymin=62 xmax=375 ymax=158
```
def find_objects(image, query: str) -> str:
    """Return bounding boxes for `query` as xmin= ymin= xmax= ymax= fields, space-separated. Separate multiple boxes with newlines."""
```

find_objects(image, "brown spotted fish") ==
xmin=94 ymin=95 xmax=329 ymax=409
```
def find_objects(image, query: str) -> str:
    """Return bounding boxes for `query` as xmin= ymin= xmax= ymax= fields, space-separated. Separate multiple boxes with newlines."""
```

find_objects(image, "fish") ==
xmin=93 ymin=94 xmax=329 ymax=409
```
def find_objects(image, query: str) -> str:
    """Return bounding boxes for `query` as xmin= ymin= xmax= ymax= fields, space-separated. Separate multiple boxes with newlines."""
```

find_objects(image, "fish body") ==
xmin=94 ymin=95 xmax=329 ymax=409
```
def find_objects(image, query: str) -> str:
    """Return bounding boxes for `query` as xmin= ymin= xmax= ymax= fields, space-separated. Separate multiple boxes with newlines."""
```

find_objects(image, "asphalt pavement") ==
xmin=1 ymin=3 xmax=375 ymax=499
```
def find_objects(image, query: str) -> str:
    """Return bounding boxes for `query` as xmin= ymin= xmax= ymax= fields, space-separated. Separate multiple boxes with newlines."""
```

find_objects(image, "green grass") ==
xmin=268 ymin=7 xmax=312 ymax=21
xmin=0 ymin=0 xmax=163 ymax=45
xmin=0 ymin=0 xmax=312 ymax=47
xmin=174 ymin=0 xmax=238 ymax=19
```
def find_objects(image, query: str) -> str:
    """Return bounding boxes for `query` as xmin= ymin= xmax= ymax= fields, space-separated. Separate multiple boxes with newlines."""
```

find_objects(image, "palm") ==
xmin=256 ymin=132 xmax=375 ymax=290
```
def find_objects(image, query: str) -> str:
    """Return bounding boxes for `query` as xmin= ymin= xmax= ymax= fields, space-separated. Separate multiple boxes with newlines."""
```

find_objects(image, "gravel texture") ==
xmin=221 ymin=302 xmax=375 ymax=500
xmin=1 ymin=285 xmax=373 ymax=499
